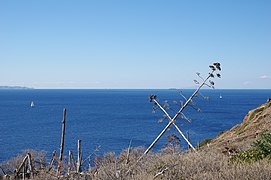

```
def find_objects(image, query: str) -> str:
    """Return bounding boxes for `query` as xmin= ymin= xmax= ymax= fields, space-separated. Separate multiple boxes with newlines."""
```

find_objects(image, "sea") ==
xmin=0 ymin=89 xmax=271 ymax=164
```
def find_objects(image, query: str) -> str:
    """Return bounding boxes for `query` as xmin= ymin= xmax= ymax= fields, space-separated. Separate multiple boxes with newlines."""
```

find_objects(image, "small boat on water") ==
xmin=30 ymin=101 xmax=35 ymax=107
xmin=219 ymin=94 xmax=222 ymax=99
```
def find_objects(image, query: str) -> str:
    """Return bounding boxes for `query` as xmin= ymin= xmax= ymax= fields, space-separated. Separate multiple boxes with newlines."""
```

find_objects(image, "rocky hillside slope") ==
xmin=208 ymin=99 xmax=271 ymax=153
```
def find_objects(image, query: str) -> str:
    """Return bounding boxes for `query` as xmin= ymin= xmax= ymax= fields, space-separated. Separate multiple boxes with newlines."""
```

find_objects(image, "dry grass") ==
xmin=81 ymin=148 xmax=271 ymax=180
xmin=0 ymin=149 xmax=46 ymax=174
xmin=1 ymin=146 xmax=271 ymax=179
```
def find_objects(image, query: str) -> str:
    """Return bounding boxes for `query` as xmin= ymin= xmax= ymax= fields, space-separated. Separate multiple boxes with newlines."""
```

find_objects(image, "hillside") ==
xmin=208 ymin=99 xmax=271 ymax=153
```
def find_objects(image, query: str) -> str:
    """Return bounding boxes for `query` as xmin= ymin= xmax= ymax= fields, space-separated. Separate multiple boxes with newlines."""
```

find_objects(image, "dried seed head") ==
xmin=209 ymin=65 xmax=216 ymax=71
xmin=209 ymin=73 xmax=214 ymax=78
xmin=213 ymin=62 xmax=221 ymax=71
xmin=149 ymin=95 xmax=154 ymax=102
xmin=209 ymin=80 xmax=215 ymax=86
xmin=194 ymin=80 xmax=199 ymax=84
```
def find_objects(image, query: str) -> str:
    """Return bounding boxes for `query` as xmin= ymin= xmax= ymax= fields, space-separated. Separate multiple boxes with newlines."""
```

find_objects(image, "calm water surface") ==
xmin=0 ymin=89 xmax=271 ymax=162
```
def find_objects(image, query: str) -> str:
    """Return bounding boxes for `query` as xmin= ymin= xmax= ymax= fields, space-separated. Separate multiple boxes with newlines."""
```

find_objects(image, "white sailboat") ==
xmin=30 ymin=101 xmax=35 ymax=107
xmin=219 ymin=94 xmax=222 ymax=99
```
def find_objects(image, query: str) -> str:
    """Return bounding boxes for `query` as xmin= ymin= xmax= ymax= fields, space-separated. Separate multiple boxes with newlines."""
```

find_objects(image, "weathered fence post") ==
xmin=77 ymin=139 xmax=82 ymax=173
xmin=27 ymin=153 xmax=33 ymax=178
xmin=71 ymin=151 xmax=77 ymax=172
xmin=67 ymin=150 xmax=77 ymax=175
xmin=125 ymin=140 xmax=132 ymax=165
xmin=68 ymin=150 xmax=71 ymax=175
xmin=57 ymin=108 xmax=67 ymax=174
xmin=48 ymin=150 xmax=57 ymax=171
xmin=15 ymin=153 xmax=33 ymax=179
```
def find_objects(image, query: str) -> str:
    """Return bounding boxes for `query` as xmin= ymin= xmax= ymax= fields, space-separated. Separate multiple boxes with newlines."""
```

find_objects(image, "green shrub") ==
xmin=231 ymin=131 xmax=271 ymax=163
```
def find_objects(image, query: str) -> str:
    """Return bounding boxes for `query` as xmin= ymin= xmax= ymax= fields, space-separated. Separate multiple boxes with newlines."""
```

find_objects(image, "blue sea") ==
xmin=0 ymin=89 xmax=271 ymax=163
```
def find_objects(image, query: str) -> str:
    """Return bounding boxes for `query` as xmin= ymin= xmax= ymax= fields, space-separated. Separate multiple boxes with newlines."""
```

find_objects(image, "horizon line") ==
xmin=1 ymin=87 xmax=271 ymax=90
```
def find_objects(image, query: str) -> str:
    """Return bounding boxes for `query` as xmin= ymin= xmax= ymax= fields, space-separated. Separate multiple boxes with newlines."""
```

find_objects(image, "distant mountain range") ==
xmin=0 ymin=86 xmax=33 ymax=89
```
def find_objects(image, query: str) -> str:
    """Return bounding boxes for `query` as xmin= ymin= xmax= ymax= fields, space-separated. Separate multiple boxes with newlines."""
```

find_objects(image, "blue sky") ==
xmin=0 ymin=0 xmax=271 ymax=89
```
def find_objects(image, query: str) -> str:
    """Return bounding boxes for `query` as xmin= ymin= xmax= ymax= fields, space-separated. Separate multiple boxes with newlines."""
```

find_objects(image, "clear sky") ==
xmin=0 ymin=0 xmax=270 ymax=89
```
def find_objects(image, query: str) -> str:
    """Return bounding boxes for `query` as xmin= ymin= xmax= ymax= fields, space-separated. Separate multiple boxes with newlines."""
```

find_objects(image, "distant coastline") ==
xmin=0 ymin=86 xmax=33 ymax=89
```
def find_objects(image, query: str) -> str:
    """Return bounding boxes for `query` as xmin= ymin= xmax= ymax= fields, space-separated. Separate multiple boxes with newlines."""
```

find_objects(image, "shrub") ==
xmin=231 ymin=131 xmax=271 ymax=163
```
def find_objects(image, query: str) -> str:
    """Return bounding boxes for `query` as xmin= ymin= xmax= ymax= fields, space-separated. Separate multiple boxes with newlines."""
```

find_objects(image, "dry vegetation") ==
xmin=206 ymin=100 xmax=271 ymax=153
xmin=2 ymin=147 xmax=271 ymax=180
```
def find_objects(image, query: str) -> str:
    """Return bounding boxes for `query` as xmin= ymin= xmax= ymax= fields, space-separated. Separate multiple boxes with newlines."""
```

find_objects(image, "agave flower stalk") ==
xmin=137 ymin=63 xmax=221 ymax=162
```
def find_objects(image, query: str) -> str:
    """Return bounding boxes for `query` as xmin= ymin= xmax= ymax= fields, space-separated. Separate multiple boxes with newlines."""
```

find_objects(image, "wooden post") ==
xmin=48 ymin=150 xmax=56 ymax=171
xmin=27 ymin=153 xmax=33 ymax=178
xmin=16 ymin=153 xmax=33 ymax=179
xmin=77 ymin=139 xmax=82 ymax=173
xmin=68 ymin=150 xmax=77 ymax=175
xmin=23 ymin=164 xmax=25 ymax=180
xmin=126 ymin=140 xmax=132 ymax=165
xmin=68 ymin=150 xmax=71 ymax=175
xmin=17 ymin=154 xmax=28 ymax=174
xmin=71 ymin=151 xmax=77 ymax=172
xmin=58 ymin=108 xmax=67 ymax=174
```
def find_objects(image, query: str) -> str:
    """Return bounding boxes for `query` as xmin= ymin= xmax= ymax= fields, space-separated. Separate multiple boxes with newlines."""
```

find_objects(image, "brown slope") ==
xmin=206 ymin=99 xmax=271 ymax=153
